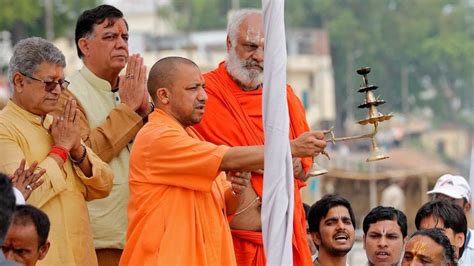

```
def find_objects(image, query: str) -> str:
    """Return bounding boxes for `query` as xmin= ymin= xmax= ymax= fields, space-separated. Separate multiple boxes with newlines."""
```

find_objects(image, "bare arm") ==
xmin=219 ymin=146 xmax=264 ymax=172
xmin=219 ymin=131 xmax=326 ymax=172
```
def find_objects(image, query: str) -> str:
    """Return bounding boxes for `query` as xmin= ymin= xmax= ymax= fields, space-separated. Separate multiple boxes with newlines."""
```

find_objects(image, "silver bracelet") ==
xmin=69 ymin=145 xmax=87 ymax=164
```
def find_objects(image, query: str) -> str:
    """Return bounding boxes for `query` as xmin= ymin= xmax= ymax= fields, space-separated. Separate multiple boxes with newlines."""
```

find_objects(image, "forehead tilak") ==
xmin=99 ymin=19 xmax=127 ymax=34
xmin=411 ymin=239 xmax=428 ymax=255
xmin=116 ymin=22 xmax=125 ymax=34
xmin=246 ymin=26 xmax=263 ymax=44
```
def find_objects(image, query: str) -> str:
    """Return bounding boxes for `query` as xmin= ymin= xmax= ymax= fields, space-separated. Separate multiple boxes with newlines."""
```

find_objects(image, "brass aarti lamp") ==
xmin=308 ymin=67 xmax=393 ymax=176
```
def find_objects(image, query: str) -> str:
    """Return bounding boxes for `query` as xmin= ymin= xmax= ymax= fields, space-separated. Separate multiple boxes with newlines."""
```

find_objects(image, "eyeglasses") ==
xmin=20 ymin=72 xmax=70 ymax=92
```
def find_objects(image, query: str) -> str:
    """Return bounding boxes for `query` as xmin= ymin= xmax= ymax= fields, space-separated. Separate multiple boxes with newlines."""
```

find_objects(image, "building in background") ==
xmin=58 ymin=0 xmax=337 ymax=129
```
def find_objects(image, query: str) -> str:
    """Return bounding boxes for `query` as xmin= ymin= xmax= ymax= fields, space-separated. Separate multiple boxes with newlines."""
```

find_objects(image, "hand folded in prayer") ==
xmin=229 ymin=171 xmax=251 ymax=196
xmin=10 ymin=159 xmax=46 ymax=200
xmin=119 ymin=54 xmax=149 ymax=114
xmin=51 ymin=97 xmax=81 ymax=151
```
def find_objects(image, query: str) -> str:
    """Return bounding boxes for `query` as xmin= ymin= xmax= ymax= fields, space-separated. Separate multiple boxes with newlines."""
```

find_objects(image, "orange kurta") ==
xmin=120 ymin=109 xmax=236 ymax=266
xmin=194 ymin=62 xmax=313 ymax=266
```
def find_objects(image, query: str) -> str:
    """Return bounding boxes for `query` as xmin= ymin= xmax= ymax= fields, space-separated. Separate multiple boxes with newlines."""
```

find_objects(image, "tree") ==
xmin=164 ymin=0 xmax=474 ymax=128
xmin=0 ymin=0 xmax=98 ymax=43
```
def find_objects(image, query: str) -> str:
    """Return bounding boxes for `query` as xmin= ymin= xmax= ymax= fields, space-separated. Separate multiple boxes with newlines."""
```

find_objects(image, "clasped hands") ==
xmin=119 ymin=54 xmax=152 ymax=117
xmin=50 ymin=98 xmax=84 ymax=161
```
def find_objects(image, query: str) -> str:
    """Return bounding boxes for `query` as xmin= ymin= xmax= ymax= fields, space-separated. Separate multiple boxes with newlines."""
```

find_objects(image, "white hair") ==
xmin=227 ymin=9 xmax=262 ymax=46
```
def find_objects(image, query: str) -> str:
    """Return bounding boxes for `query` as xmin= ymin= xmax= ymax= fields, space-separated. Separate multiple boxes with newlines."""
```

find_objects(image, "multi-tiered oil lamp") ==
xmin=308 ymin=67 xmax=394 ymax=176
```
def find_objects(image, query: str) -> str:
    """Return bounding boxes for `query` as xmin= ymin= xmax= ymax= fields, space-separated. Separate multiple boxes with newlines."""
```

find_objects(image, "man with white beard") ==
xmin=194 ymin=8 xmax=322 ymax=266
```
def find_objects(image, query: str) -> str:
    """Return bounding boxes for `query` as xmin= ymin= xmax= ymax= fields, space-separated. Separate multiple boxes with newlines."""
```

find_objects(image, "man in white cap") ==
xmin=428 ymin=174 xmax=474 ymax=265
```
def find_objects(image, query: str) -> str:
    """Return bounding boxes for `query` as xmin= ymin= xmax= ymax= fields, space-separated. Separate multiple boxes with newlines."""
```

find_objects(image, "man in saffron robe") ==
xmin=193 ymin=9 xmax=316 ymax=265
xmin=120 ymin=57 xmax=326 ymax=265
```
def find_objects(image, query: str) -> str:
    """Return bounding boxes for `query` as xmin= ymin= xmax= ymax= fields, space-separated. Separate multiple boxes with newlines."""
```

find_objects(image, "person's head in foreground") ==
xmin=427 ymin=174 xmax=471 ymax=215
xmin=308 ymin=194 xmax=355 ymax=265
xmin=226 ymin=9 xmax=264 ymax=90
xmin=8 ymin=37 xmax=67 ymax=116
xmin=415 ymin=200 xmax=466 ymax=262
xmin=147 ymin=56 xmax=205 ymax=127
xmin=2 ymin=205 xmax=50 ymax=266
xmin=0 ymin=173 xmax=16 ymax=245
xmin=363 ymin=206 xmax=408 ymax=266
xmin=402 ymin=228 xmax=455 ymax=266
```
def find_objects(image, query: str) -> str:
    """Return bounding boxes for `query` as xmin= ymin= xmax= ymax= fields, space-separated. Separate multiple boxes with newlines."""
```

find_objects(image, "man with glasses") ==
xmin=427 ymin=174 xmax=474 ymax=264
xmin=0 ymin=37 xmax=113 ymax=265
xmin=56 ymin=5 xmax=152 ymax=264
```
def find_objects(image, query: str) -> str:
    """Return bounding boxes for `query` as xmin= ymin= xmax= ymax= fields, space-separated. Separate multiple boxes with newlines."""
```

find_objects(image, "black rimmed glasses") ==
xmin=19 ymin=72 xmax=70 ymax=92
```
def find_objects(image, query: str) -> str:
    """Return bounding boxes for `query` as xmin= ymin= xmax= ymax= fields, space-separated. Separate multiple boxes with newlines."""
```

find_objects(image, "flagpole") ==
xmin=469 ymin=142 xmax=474 ymax=215
xmin=261 ymin=0 xmax=294 ymax=265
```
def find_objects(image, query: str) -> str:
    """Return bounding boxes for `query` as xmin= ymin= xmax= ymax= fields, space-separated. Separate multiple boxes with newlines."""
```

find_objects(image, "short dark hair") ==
xmin=415 ymin=200 xmax=467 ymax=258
xmin=12 ymin=205 xmax=50 ymax=247
xmin=0 ymin=173 xmax=16 ymax=244
xmin=410 ymin=228 xmax=455 ymax=264
xmin=363 ymin=206 xmax=408 ymax=237
xmin=308 ymin=194 xmax=355 ymax=234
xmin=147 ymin=56 xmax=199 ymax=103
xmin=303 ymin=203 xmax=311 ymax=219
xmin=75 ymin=4 xmax=128 ymax=58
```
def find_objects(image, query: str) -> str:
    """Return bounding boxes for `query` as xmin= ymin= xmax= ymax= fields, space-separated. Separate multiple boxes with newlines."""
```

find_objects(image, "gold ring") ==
xmin=125 ymin=74 xmax=134 ymax=79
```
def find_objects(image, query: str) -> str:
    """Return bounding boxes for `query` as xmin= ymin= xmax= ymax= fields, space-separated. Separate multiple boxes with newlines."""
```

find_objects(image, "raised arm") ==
xmin=219 ymin=131 xmax=326 ymax=172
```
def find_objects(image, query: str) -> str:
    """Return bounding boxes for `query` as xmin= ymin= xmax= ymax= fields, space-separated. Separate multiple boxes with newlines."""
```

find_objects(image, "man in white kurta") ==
xmin=58 ymin=5 xmax=152 ymax=263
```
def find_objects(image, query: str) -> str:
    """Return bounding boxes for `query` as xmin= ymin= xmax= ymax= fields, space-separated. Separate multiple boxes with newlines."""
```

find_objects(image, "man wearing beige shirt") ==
xmin=0 ymin=36 xmax=113 ymax=266
xmin=58 ymin=4 xmax=152 ymax=265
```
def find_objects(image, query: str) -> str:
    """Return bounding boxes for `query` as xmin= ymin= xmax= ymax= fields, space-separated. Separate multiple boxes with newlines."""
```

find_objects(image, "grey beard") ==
xmin=226 ymin=50 xmax=263 ymax=90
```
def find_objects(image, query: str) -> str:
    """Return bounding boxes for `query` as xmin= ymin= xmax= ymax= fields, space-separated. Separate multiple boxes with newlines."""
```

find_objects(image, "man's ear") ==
xmin=78 ymin=38 xmax=89 ymax=57
xmin=464 ymin=202 xmax=471 ymax=213
xmin=38 ymin=241 xmax=50 ymax=260
xmin=363 ymin=234 xmax=367 ymax=250
xmin=311 ymin=232 xmax=321 ymax=247
xmin=156 ymin=87 xmax=170 ymax=105
xmin=454 ymin=232 xmax=465 ymax=251
xmin=226 ymin=35 xmax=232 ymax=52
xmin=12 ymin=72 xmax=25 ymax=93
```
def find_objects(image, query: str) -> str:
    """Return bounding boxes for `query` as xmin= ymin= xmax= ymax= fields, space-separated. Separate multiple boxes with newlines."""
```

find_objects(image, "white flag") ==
xmin=469 ymin=143 xmax=474 ymax=215
xmin=261 ymin=0 xmax=294 ymax=265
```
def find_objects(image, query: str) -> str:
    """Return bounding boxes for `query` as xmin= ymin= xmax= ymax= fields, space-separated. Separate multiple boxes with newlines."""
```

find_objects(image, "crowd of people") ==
xmin=0 ymin=4 xmax=471 ymax=266
xmin=305 ymin=173 xmax=474 ymax=265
